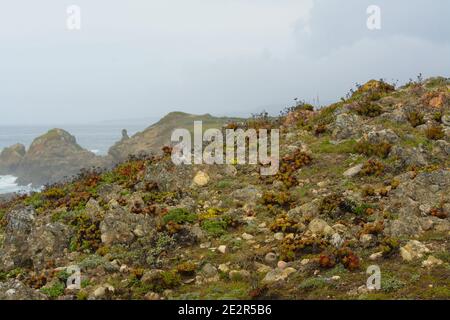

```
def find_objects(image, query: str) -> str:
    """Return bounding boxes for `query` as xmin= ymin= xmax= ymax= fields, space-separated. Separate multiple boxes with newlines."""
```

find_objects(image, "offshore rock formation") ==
xmin=0 ymin=129 xmax=112 ymax=186
xmin=0 ymin=144 xmax=26 ymax=174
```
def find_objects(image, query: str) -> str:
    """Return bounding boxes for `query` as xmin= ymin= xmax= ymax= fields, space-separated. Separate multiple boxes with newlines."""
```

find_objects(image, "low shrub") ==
xmin=355 ymin=141 xmax=392 ymax=158
xmin=162 ymin=208 xmax=197 ymax=225
xmin=425 ymin=125 xmax=444 ymax=140
xmin=407 ymin=111 xmax=425 ymax=128
xmin=354 ymin=103 xmax=383 ymax=117
xmin=360 ymin=159 xmax=385 ymax=176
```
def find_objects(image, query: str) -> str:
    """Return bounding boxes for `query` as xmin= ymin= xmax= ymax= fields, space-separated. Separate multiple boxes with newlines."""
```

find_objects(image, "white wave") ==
xmin=0 ymin=175 xmax=37 ymax=195
xmin=90 ymin=149 xmax=100 ymax=155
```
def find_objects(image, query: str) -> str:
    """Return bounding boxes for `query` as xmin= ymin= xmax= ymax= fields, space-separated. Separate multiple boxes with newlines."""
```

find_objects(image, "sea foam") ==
xmin=0 ymin=175 xmax=36 ymax=195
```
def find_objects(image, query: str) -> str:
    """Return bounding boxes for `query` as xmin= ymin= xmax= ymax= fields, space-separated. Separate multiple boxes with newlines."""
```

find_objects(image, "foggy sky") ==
xmin=0 ymin=0 xmax=449 ymax=125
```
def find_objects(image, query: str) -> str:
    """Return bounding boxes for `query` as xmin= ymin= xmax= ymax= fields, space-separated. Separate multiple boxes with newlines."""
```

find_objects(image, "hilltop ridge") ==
xmin=108 ymin=112 xmax=243 ymax=163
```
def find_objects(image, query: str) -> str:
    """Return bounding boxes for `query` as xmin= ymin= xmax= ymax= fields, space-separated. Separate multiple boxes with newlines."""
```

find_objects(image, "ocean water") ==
xmin=0 ymin=122 xmax=153 ymax=194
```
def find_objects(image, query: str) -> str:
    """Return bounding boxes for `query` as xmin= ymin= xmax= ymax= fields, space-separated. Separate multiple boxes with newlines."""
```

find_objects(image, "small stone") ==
xmin=343 ymin=164 xmax=363 ymax=177
xmin=422 ymin=256 xmax=443 ymax=268
xmin=133 ymin=225 xmax=145 ymax=237
xmin=265 ymin=252 xmax=277 ymax=264
xmin=442 ymin=114 xmax=450 ymax=126
xmin=420 ymin=219 xmax=434 ymax=231
xmin=300 ymin=259 xmax=310 ymax=265
xmin=284 ymin=267 xmax=296 ymax=276
xmin=141 ymin=270 xmax=163 ymax=284
xmin=277 ymin=261 xmax=287 ymax=270
xmin=369 ymin=252 xmax=383 ymax=261
xmin=224 ymin=165 xmax=237 ymax=176
xmin=400 ymin=240 xmax=430 ymax=261
xmin=242 ymin=233 xmax=254 ymax=240
xmin=255 ymin=263 xmax=272 ymax=274
xmin=163 ymin=289 xmax=173 ymax=297
xmin=332 ymin=223 xmax=347 ymax=233
xmin=419 ymin=204 xmax=431 ymax=216
xmin=308 ymin=218 xmax=334 ymax=236
xmin=317 ymin=180 xmax=329 ymax=188
xmin=262 ymin=267 xmax=296 ymax=284
xmin=200 ymin=242 xmax=211 ymax=249
xmin=229 ymin=270 xmax=251 ymax=281
xmin=111 ymin=260 xmax=120 ymax=268
xmin=145 ymin=292 xmax=161 ymax=300
xmin=331 ymin=276 xmax=341 ymax=281
xmin=331 ymin=233 xmax=344 ymax=248
xmin=66 ymin=284 xmax=79 ymax=290
xmin=119 ymin=265 xmax=128 ymax=273
xmin=357 ymin=285 xmax=369 ymax=294
xmin=193 ymin=171 xmax=210 ymax=187
xmin=274 ymin=232 xmax=284 ymax=241
xmin=218 ymin=245 xmax=227 ymax=254
xmin=94 ymin=286 xmax=106 ymax=298
xmin=201 ymin=263 xmax=218 ymax=278
xmin=218 ymin=264 xmax=230 ymax=273
xmin=5 ymin=289 xmax=16 ymax=296
xmin=360 ymin=234 xmax=375 ymax=247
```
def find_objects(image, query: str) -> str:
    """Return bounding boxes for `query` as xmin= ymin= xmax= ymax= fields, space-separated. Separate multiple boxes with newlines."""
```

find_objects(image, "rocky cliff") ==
xmin=0 ymin=77 xmax=449 ymax=300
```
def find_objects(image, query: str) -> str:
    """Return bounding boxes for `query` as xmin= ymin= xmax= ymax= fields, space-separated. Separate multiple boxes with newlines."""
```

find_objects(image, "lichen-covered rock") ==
xmin=262 ymin=267 xmax=296 ymax=285
xmin=231 ymin=185 xmax=262 ymax=203
xmin=379 ymin=108 xmax=407 ymax=123
xmin=432 ymin=140 xmax=450 ymax=157
xmin=0 ymin=280 xmax=47 ymax=300
xmin=332 ymin=114 xmax=361 ymax=140
xmin=384 ymin=170 xmax=449 ymax=237
xmin=422 ymin=256 xmax=443 ymax=268
xmin=366 ymin=129 xmax=399 ymax=145
xmin=442 ymin=114 xmax=450 ymax=126
xmin=0 ymin=206 xmax=35 ymax=271
xmin=28 ymin=222 xmax=72 ymax=270
xmin=229 ymin=270 xmax=251 ymax=281
xmin=308 ymin=218 xmax=333 ymax=236
xmin=389 ymin=145 xmax=428 ymax=168
xmin=100 ymin=207 xmax=155 ymax=246
xmin=288 ymin=200 xmax=320 ymax=220
xmin=400 ymin=240 xmax=430 ymax=261
xmin=145 ymin=159 xmax=192 ymax=192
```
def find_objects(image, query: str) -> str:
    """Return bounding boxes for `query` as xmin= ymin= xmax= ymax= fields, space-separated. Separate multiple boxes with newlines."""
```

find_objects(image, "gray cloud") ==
xmin=0 ymin=0 xmax=449 ymax=125
xmin=295 ymin=0 xmax=450 ymax=56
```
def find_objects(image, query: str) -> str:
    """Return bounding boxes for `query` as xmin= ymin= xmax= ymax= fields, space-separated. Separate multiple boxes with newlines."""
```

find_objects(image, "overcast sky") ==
xmin=0 ymin=0 xmax=449 ymax=125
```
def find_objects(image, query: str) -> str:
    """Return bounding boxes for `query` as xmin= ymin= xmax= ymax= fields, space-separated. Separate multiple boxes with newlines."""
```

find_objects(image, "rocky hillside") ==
xmin=0 ymin=129 xmax=112 ymax=186
xmin=0 ymin=77 xmax=449 ymax=300
xmin=108 ymin=112 xmax=243 ymax=163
